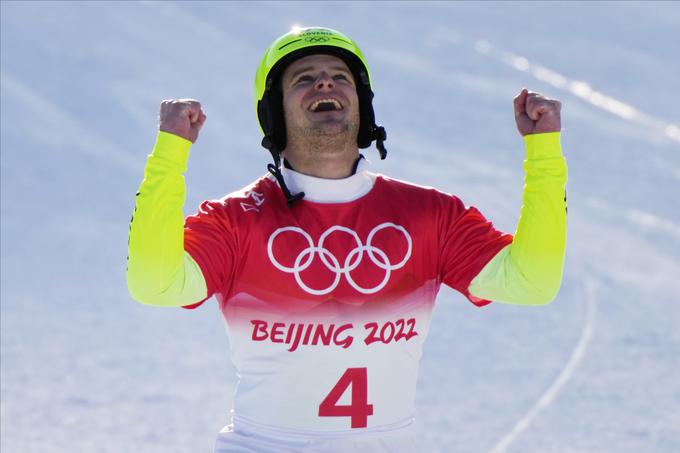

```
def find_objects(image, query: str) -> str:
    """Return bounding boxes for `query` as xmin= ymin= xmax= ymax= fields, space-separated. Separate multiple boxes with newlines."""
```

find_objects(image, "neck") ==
xmin=282 ymin=144 xmax=360 ymax=179
xmin=280 ymin=156 xmax=375 ymax=203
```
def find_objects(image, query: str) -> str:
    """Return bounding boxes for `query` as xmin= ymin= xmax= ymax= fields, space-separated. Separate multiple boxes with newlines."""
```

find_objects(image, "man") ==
xmin=127 ymin=26 xmax=567 ymax=452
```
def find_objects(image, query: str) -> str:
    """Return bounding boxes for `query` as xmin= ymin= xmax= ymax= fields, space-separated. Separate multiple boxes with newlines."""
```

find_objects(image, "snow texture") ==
xmin=2 ymin=2 xmax=679 ymax=452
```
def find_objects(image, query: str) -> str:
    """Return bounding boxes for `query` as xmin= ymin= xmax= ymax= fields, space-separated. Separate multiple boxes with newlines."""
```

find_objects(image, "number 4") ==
xmin=318 ymin=367 xmax=374 ymax=428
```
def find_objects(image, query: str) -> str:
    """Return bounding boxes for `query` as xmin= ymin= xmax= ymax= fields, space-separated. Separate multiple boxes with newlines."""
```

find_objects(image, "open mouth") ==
xmin=309 ymin=98 xmax=343 ymax=112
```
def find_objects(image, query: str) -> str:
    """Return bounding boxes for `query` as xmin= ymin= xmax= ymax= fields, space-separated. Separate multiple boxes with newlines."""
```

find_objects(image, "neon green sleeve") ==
xmin=468 ymin=132 xmax=567 ymax=305
xmin=126 ymin=131 xmax=208 ymax=307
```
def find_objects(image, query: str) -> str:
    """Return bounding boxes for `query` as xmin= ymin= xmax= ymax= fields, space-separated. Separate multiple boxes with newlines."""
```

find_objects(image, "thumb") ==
xmin=187 ymin=106 xmax=201 ymax=123
xmin=197 ymin=111 xmax=207 ymax=127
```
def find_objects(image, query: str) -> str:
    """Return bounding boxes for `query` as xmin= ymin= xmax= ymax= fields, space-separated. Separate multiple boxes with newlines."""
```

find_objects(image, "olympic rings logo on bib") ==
xmin=267 ymin=223 xmax=412 ymax=295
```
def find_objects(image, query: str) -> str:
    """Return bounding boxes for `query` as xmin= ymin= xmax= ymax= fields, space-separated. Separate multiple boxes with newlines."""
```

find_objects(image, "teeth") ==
xmin=310 ymin=98 xmax=343 ymax=112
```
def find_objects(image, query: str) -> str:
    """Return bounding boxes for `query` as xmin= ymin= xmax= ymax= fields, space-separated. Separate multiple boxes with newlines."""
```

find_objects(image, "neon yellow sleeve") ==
xmin=126 ymin=132 xmax=208 ymax=307
xmin=468 ymin=132 xmax=567 ymax=305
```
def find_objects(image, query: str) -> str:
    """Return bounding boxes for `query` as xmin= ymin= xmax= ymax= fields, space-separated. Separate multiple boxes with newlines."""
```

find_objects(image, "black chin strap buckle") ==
xmin=261 ymin=135 xmax=273 ymax=151
xmin=373 ymin=126 xmax=387 ymax=160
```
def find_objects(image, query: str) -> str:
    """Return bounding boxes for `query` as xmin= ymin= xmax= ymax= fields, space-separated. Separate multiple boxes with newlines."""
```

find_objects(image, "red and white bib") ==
xmin=184 ymin=163 xmax=511 ymax=433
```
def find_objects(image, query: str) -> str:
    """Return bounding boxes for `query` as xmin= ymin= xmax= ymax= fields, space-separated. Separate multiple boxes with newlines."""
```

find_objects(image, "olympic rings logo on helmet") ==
xmin=304 ymin=36 xmax=330 ymax=43
xmin=267 ymin=223 xmax=412 ymax=296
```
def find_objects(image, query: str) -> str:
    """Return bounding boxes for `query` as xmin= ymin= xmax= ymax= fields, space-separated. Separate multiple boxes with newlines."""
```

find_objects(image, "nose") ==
xmin=314 ymin=72 xmax=334 ymax=91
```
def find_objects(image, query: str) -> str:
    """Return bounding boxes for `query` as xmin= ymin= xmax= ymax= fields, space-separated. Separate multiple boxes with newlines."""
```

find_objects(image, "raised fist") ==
xmin=513 ymin=89 xmax=561 ymax=136
xmin=158 ymin=99 xmax=207 ymax=143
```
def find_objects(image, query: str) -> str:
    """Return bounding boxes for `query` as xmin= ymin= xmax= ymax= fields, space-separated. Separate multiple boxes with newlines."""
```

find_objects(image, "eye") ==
xmin=333 ymin=74 xmax=351 ymax=83
xmin=295 ymin=75 xmax=314 ymax=85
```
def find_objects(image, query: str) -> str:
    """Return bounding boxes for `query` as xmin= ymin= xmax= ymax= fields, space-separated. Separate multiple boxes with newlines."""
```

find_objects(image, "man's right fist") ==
xmin=159 ymin=99 xmax=207 ymax=144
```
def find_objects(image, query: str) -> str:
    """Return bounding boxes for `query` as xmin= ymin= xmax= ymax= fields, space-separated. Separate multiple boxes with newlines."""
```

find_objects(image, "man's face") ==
xmin=281 ymin=54 xmax=360 ymax=145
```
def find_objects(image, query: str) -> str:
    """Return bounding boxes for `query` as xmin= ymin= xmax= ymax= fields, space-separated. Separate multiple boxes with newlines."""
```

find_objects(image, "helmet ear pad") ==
xmin=257 ymin=81 xmax=287 ymax=152
xmin=355 ymin=78 xmax=376 ymax=149
xmin=258 ymin=47 xmax=377 ymax=153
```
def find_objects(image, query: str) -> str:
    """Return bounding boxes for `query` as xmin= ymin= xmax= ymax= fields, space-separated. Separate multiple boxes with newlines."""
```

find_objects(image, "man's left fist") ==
xmin=513 ymin=88 xmax=561 ymax=136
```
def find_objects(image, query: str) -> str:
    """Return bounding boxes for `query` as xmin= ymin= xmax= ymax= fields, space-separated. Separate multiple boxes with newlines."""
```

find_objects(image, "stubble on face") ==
xmin=287 ymin=120 xmax=360 ymax=155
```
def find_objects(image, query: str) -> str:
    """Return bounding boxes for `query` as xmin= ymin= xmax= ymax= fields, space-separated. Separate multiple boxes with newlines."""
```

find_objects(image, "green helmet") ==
xmin=254 ymin=26 xmax=386 ymax=160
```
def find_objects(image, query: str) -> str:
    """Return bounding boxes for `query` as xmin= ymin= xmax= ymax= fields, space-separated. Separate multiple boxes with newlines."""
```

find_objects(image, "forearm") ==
xmin=469 ymin=132 xmax=567 ymax=305
xmin=126 ymin=132 xmax=207 ymax=306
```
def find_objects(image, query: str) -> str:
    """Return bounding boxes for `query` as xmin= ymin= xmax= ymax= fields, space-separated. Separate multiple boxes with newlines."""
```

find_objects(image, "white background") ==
xmin=2 ymin=2 xmax=679 ymax=452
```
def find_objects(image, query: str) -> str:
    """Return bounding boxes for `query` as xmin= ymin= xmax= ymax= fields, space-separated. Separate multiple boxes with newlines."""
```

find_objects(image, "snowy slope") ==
xmin=2 ymin=2 xmax=679 ymax=452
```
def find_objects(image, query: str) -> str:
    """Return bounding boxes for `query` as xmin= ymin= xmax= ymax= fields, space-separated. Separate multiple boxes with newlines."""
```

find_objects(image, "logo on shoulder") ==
xmin=240 ymin=190 xmax=265 ymax=213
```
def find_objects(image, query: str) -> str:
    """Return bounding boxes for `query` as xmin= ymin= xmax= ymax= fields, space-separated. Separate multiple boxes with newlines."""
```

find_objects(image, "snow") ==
xmin=2 ymin=2 xmax=679 ymax=452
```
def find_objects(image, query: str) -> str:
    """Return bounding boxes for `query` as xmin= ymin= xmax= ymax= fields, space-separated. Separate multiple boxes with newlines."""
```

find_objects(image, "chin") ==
xmin=310 ymin=121 xmax=352 ymax=136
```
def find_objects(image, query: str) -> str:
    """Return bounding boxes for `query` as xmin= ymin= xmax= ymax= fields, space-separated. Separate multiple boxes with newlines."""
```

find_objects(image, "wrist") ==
xmin=524 ymin=132 xmax=562 ymax=159
xmin=151 ymin=131 xmax=193 ymax=171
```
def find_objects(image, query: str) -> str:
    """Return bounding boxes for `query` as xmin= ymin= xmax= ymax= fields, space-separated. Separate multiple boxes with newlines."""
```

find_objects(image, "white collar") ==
xmin=280 ymin=158 xmax=376 ymax=203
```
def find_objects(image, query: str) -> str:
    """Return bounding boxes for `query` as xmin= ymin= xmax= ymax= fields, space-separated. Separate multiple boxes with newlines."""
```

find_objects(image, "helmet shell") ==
xmin=254 ymin=26 xmax=377 ymax=151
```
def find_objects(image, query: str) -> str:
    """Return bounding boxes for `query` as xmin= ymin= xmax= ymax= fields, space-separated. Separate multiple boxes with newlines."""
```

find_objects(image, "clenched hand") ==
xmin=159 ymin=99 xmax=207 ymax=143
xmin=514 ymin=89 xmax=561 ymax=136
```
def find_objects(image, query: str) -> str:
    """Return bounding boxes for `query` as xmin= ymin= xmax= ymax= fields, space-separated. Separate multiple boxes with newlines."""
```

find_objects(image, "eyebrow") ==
xmin=287 ymin=65 xmax=352 ymax=82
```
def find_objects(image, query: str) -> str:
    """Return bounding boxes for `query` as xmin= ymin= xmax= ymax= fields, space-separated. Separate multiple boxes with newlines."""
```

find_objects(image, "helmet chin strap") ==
xmin=262 ymin=135 xmax=305 ymax=206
